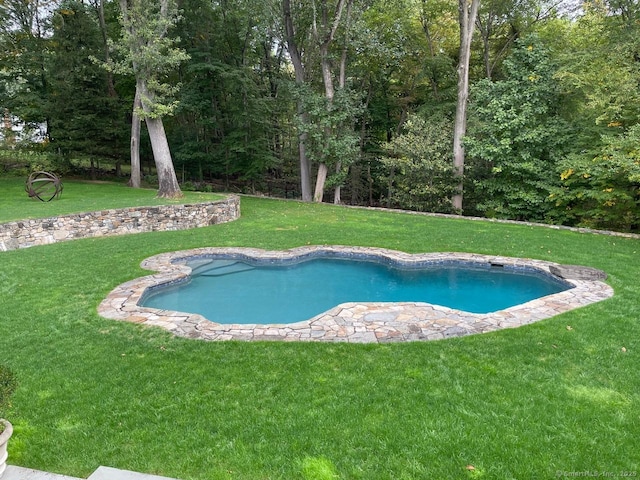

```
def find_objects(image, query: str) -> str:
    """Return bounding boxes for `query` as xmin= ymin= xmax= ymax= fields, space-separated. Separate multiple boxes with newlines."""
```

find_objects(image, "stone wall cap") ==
xmin=549 ymin=264 xmax=607 ymax=281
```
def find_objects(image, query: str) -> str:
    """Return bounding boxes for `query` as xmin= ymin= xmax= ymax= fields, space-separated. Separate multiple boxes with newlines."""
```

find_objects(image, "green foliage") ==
xmin=47 ymin=1 xmax=129 ymax=160
xmin=466 ymin=35 xmax=571 ymax=221
xmin=0 ymin=148 xmax=71 ymax=176
xmin=475 ymin=0 xmax=544 ymax=79
xmin=535 ymin=3 xmax=640 ymax=231
xmin=168 ymin=0 xmax=283 ymax=184
xmin=549 ymin=124 xmax=640 ymax=231
xmin=358 ymin=0 xmax=457 ymax=140
xmin=552 ymin=2 xmax=640 ymax=132
xmin=1 ymin=0 xmax=639 ymax=232
xmin=110 ymin=0 xmax=189 ymax=118
xmin=349 ymin=0 xmax=458 ymax=205
xmin=25 ymin=152 xmax=73 ymax=176
xmin=294 ymin=86 xmax=363 ymax=185
xmin=0 ymin=0 xmax=52 ymax=135
xmin=380 ymin=113 xmax=457 ymax=212
xmin=0 ymin=365 xmax=17 ymax=419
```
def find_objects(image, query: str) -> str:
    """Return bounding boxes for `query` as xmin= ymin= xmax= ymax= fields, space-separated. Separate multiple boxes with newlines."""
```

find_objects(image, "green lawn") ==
xmin=0 ymin=177 xmax=223 ymax=223
xmin=0 ymin=184 xmax=639 ymax=479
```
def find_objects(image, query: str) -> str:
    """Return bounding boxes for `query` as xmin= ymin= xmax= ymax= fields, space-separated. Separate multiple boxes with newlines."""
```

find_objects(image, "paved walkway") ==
xmin=98 ymin=246 xmax=614 ymax=343
xmin=3 ymin=465 xmax=179 ymax=480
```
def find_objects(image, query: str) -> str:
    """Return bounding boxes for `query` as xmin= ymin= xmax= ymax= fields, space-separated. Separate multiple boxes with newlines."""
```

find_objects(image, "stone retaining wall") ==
xmin=0 ymin=195 xmax=240 ymax=251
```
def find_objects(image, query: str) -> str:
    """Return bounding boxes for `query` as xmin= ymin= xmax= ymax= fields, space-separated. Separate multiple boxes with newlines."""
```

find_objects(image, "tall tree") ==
xmin=295 ymin=85 xmax=362 ymax=202
xmin=465 ymin=35 xmax=570 ymax=220
xmin=542 ymin=0 xmax=640 ymax=231
xmin=283 ymin=0 xmax=313 ymax=201
xmin=0 ymin=0 xmax=56 ymax=141
xmin=347 ymin=0 xmax=458 ymax=206
xmin=310 ymin=0 xmax=353 ymax=202
xmin=552 ymin=0 xmax=640 ymax=135
xmin=474 ymin=0 xmax=553 ymax=80
xmin=452 ymin=0 xmax=480 ymax=211
xmin=418 ymin=0 xmax=457 ymax=100
xmin=47 ymin=1 xmax=128 ymax=165
xmin=282 ymin=0 xmax=364 ymax=203
xmin=116 ymin=0 xmax=188 ymax=197
xmin=171 ymin=0 xmax=282 ymax=188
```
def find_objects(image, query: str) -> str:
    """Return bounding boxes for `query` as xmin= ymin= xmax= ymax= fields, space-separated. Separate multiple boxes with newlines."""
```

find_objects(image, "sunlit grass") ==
xmin=0 ymin=191 xmax=639 ymax=479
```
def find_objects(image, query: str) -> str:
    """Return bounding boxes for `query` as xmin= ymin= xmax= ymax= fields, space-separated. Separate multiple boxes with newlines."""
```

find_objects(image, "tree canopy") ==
xmin=0 ymin=0 xmax=638 ymax=230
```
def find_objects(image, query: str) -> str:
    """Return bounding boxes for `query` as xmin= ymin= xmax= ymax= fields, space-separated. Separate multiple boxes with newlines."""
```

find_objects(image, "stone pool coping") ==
xmin=98 ymin=246 xmax=614 ymax=343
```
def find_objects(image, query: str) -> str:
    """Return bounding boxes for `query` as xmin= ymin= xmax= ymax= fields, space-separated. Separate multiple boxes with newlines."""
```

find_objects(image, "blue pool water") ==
xmin=140 ymin=256 xmax=571 ymax=325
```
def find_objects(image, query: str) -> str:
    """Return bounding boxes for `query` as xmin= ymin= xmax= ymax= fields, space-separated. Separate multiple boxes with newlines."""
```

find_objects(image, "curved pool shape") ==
xmin=141 ymin=256 xmax=571 ymax=324
xmin=98 ymin=246 xmax=614 ymax=343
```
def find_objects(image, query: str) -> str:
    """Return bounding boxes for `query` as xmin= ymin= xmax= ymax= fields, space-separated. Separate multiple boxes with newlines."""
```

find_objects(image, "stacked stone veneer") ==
xmin=0 ymin=195 xmax=240 ymax=251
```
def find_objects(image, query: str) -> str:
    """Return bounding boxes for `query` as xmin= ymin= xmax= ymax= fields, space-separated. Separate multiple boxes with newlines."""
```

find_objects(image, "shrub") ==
xmin=0 ymin=365 xmax=17 ymax=428
xmin=548 ymin=124 xmax=640 ymax=232
xmin=0 ymin=148 xmax=72 ymax=176
xmin=379 ymin=114 xmax=457 ymax=213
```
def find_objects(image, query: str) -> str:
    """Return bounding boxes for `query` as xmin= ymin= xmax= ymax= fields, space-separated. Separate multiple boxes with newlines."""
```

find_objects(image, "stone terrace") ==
xmin=98 ymin=245 xmax=614 ymax=343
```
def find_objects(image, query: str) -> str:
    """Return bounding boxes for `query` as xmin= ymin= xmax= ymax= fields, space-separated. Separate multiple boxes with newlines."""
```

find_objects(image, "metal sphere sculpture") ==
xmin=25 ymin=171 xmax=64 ymax=202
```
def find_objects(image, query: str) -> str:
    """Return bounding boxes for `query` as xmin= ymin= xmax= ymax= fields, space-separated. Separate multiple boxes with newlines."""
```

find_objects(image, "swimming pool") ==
xmin=98 ymin=246 xmax=613 ymax=342
xmin=141 ymin=255 xmax=571 ymax=324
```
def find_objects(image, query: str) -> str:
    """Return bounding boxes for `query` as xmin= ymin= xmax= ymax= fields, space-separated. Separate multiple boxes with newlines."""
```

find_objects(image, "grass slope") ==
xmin=0 ymin=191 xmax=639 ymax=479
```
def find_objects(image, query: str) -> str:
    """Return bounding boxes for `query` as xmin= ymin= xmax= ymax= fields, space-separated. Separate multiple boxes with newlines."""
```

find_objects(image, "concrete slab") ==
xmin=2 ymin=465 xmax=83 ymax=480
xmin=87 ymin=466 xmax=180 ymax=480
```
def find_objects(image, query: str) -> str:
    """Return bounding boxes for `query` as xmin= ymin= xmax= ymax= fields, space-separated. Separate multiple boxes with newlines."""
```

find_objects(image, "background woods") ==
xmin=0 ymin=0 xmax=638 ymax=230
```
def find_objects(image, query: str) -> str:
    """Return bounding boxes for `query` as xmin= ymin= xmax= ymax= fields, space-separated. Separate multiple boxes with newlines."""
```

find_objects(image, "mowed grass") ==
xmin=0 ymin=183 xmax=639 ymax=479
xmin=0 ymin=177 xmax=223 ymax=223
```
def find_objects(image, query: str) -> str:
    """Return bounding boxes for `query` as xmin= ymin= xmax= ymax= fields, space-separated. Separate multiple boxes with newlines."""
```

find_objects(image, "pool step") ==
xmin=188 ymin=258 xmax=227 ymax=275
xmin=194 ymin=261 xmax=255 ymax=277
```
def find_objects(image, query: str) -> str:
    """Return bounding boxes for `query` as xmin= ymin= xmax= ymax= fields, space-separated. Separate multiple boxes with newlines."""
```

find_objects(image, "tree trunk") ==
xmin=3 ymin=109 xmax=14 ymax=146
xmin=119 ymin=0 xmax=184 ymax=198
xmin=313 ymin=41 xmax=335 ymax=203
xmin=334 ymin=162 xmax=342 ymax=204
xmin=420 ymin=0 xmax=440 ymax=98
xmin=297 ymin=110 xmax=312 ymax=202
xmin=314 ymin=163 xmax=328 ymax=202
xmin=138 ymin=80 xmax=182 ymax=199
xmin=312 ymin=0 xmax=349 ymax=203
xmin=129 ymin=87 xmax=142 ymax=188
xmin=96 ymin=0 xmax=117 ymax=97
xmin=334 ymin=4 xmax=352 ymax=205
xmin=452 ymin=0 xmax=480 ymax=212
xmin=479 ymin=18 xmax=493 ymax=79
xmin=145 ymin=116 xmax=182 ymax=198
xmin=283 ymin=0 xmax=312 ymax=201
